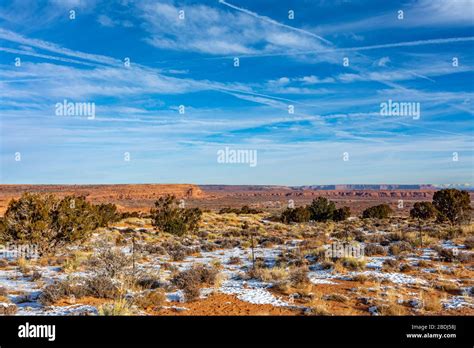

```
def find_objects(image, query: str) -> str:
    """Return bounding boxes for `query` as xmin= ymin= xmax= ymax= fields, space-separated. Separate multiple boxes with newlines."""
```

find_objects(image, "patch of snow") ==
xmin=309 ymin=278 xmax=337 ymax=285
xmin=342 ymin=271 xmax=428 ymax=285
xmin=442 ymin=296 xmax=474 ymax=310
xmin=368 ymin=306 xmax=379 ymax=316
xmin=219 ymin=278 xmax=289 ymax=307
xmin=162 ymin=305 xmax=188 ymax=311
xmin=45 ymin=304 xmax=99 ymax=316
xmin=440 ymin=241 xmax=466 ymax=250
xmin=166 ymin=290 xmax=184 ymax=303
xmin=366 ymin=256 xmax=395 ymax=270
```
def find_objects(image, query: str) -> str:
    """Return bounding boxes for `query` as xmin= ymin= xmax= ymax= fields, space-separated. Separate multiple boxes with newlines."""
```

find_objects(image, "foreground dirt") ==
xmin=155 ymin=293 xmax=303 ymax=316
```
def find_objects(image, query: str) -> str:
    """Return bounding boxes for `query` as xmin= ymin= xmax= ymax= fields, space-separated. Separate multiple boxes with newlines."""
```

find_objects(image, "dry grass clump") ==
xmin=382 ymin=258 xmax=399 ymax=271
xmin=86 ymin=276 xmax=122 ymax=298
xmin=335 ymin=257 xmax=366 ymax=271
xmin=30 ymin=270 xmax=42 ymax=281
xmin=141 ymin=243 xmax=166 ymax=255
xmin=169 ymin=248 xmax=187 ymax=261
xmin=39 ymin=279 xmax=78 ymax=305
xmin=162 ymin=241 xmax=196 ymax=261
xmin=416 ymin=260 xmax=431 ymax=268
xmin=249 ymin=266 xmax=289 ymax=283
xmin=364 ymin=243 xmax=386 ymax=256
xmin=364 ymin=234 xmax=388 ymax=245
xmin=276 ymin=248 xmax=307 ymax=267
xmin=17 ymin=257 xmax=31 ymax=275
xmin=62 ymin=251 xmax=90 ymax=273
xmin=0 ymin=302 xmax=17 ymax=315
xmin=40 ymin=275 xmax=121 ymax=305
xmin=134 ymin=272 xmax=165 ymax=290
xmin=98 ymin=298 xmax=136 ymax=316
xmin=464 ymin=236 xmax=474 ymax=249
xmin=432 ymin=246 xmax=472 ymax=263
xmin=87 ymin=249 xmax=130 ymax=278
xmin=0 ymin=294 xmax=10 ymax=303
xmin=0 ymin=259 xmax=8 ymax=268
xmin=323 ymin=293 xmax=348 ymax=303
xmin=171 ymin=264 xmax=219 ymax=302
xmin=228 ymin=256 xmax=241 ymax=265
xmin=434 ymin=281 xmax=463 ymax=295
xmin=305 ymin=292 xmax=330 ymax=316
xmin=388 ymin=241 xmax=413 ymax=256
xmin=0 ymin=287 xmax=8 ymax=297
xmin=456 ymin=251 xmax=474 ymax=263
xmin=214 ymin=238 xmax=240 ymax=249
xmin=288 ymin=266 xmax=310 ymax=287
xmin=317 ymin=260 xmax=334 ymax=270
xmin=373 ymin=301 xmax=406 ymax=316
xmin=210 ymin=259 xmax=223 ymax=270
xmin=432 ymin=227 xmax=461 ymax=240
xmin=370 ymin=290 xmax=407 ymax=316
xmin=433 ymin=246 xmax=456 ymax=262
xmin=351 ymin=273 xmax=368 ymax=283
xmin=386 ymin=232 xmax=404 ymax=242
xmin=420 ymin=291 xmax=443 ymax=313
xmin=399 ymin=263 xmax=413 ymax=273
xmin=303 ymin=246 xmax=327 ymax=262
xmin=133 ymin=289 xmax=166 ymax=310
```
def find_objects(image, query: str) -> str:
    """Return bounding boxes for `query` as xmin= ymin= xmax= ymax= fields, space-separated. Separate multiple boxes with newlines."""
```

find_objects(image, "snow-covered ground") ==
xmin=0 ymin=231 xmax=472 ymax=315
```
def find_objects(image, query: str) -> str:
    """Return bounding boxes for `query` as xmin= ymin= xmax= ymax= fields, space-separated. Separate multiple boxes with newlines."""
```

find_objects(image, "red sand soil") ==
xmin=154 ymin=293 xmax=303 ymax=316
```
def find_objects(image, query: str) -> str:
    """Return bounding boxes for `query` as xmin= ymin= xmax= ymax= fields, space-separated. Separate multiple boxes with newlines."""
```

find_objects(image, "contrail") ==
xmin=218 ymin=0 xmax=473 ymax=129
xmin=218 ymin=0 xmax=332 ymax=45
xmin=207 ymin=36 xmax=474 ymax=59
xmin=0 ymin=28 xmax=121 ymax=67
xmin=0 ymin=47 xmax=100 ymax=68
xmin=338 ymin=36 xmax=474 ymax=52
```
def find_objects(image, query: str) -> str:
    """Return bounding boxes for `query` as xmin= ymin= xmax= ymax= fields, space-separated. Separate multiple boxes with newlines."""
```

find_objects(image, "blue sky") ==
xmin=0 ymin=0 xmax=473 ymax=185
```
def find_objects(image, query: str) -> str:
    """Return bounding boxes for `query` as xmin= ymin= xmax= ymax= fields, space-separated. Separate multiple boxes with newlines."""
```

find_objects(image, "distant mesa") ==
xmin=292 ymin=184 xmax=437 ymax=190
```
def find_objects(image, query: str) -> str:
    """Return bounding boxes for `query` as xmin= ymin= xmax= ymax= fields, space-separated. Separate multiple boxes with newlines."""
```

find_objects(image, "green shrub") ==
xmin=2 ymin=194 xmax=100 ymax=255
xmin=410 ymin=201 xmax=437 ymax=221
xmin=333 ymin=206 xmax=351 ymax=221
xmin=280 ymin=206 xmax=310 ymax=223
xmin=151 ymin=195 xmax=202 ymax=236
xmin=362 ymin=204 xmax=393 ymax=219
xmin=219 ymin=205 xmax=262 ymax=214
xmin=95 ymin=203 xmax=120 ymax=227
xmin=432 ymin=189 xmax=471 ymax=225
xmin=51 ymin=196 xmax=99 ymax=244
xmin=410 ymin=201 xmax=437 ymax=247
xmin=308 ymin=197 xmax=336 ymax=222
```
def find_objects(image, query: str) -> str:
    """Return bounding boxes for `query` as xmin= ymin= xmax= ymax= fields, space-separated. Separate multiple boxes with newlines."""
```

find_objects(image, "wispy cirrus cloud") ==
xmin=312 ymin=0 xmax=474 ymax=36
xmin=137 ymin=0 xmax=328 ymax=55
xmin=1 ymin=0 xmax=472 ymax=185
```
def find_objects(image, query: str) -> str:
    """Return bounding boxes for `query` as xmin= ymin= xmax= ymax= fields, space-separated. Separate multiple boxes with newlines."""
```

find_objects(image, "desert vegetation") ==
xmin=0 ymin=189 xmax=472 ymax=316
xmin=280 ymin=197 xmax=351 ymax=224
